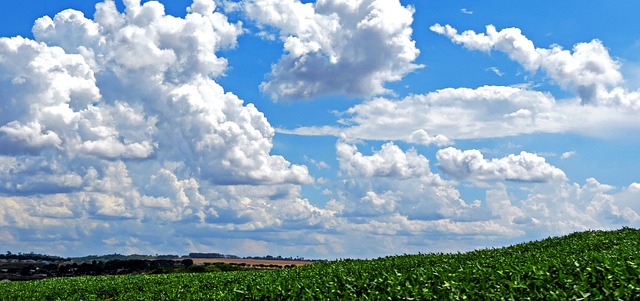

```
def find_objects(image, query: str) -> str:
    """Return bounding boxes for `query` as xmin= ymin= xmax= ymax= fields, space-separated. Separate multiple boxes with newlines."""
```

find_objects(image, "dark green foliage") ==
xmin=2 ymin=228 xmax=640 ymax=300
xmin=0 ymin=252 xmax=65 ymax=262
xmin=181 ymin=259 xmax=194 ymax=268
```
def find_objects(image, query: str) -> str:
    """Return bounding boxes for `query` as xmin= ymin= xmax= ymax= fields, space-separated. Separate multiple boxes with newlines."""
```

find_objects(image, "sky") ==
xmin=0 ymin=0 xmax=639 ymax=259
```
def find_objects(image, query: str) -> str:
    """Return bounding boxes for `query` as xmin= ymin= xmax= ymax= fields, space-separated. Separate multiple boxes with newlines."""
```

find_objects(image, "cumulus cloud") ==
xmin=285 ymin=85 xmax=571 ymax=140
xmin=329 ymin=143 xmax=630 ymax=256
xmin=285 ymin=27 xmax=640 ymax=141
xmin=336 ymin=140 xmax=433 ymax=179
xmin=613 ymin=182 xmax=640 ymax=216
xmin=316 ymin=140 xmax=612 ymax=257
xmin=436 ymin=147 xmax=567 ymax=182
xmin=332 ymin=140 xmax=491 ymax=225
xmin=5 ymin=0 xmax=312 ymax=187
xmin=407 ymin=129 xmax=452 ymax=146
xmin=240 ymin=0 xmax=422 ymax=99
xmin=487 ymin=178 xmax=640 ymax=239
xmin=1 ymin=1 xmax=639 ymax=259
xmin=430 ymin=23 xmax=634 ymax=106
xmin=0 ymin=0 xmax=323 ymax=255
xmin=217 ymin=18 xmax=640 ymax=258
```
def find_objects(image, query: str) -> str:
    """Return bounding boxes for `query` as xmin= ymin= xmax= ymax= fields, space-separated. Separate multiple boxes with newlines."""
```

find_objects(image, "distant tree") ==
xmin=20 ymin=265 xmax=33 ymax=276
xmin=182 ymin=259 xmax=193 ymax=268
xmin=188 ymin=265 xmax=206 ymax=273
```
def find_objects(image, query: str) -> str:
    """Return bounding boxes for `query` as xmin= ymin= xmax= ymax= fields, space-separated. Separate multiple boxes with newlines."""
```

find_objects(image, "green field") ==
xmin=2 ymin=227 xmax=639 ymax=300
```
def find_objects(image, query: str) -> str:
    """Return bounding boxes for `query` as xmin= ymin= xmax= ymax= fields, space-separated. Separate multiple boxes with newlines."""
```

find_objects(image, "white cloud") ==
xmin=240 ymin=0 xmax=422 ymax=99
xmin=285 ymin=59 xmax=640 ymax=141
xmin=613 ymin=182 xmax=640 ymax=217
xmin=306 ymin=26 xmax=640 ymax=139
xmin=487 ymin=178 xmax=640 ymax=238
xmin=561 ymin=151 xmax=576 ymax=159
xmin=436 ymin=147 xmax=567 ymax=183
xmin=1 ymin=1 xmax=639 ymax=260
xmin=283 ymin=24 xmax=640 ymax=147
xmin=332 ymin=141 xmax=490 ymax=224
xmin=486 ymin=66 xmax=504 ymax=76
xmin=0 ymin=0 xmax=322 ymax=255
xmin=336 ymin=140 xmax=434 ymax=179
xmin=430 ymin=23 xmax=632 ymax=106
xmin=6 ymin=0 xmax=311 ymax=187
xmin=285 ymin=85 xmax=571 ymax=140
xmin=326 ymin=175 xmax=639 ymax=257
xmin=407 ymin=129 xmax=452 ymax=147
xmin=305 ymin=156 xmax=330 ymax=169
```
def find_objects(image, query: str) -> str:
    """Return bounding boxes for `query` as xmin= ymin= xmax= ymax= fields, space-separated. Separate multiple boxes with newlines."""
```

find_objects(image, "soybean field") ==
xmin=1 ymin=227 xmax=639 ymax=300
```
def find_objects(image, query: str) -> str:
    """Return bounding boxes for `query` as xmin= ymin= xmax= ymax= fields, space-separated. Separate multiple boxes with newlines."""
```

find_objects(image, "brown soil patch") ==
xmin=186 ymin=258 xmax=314 ymax=267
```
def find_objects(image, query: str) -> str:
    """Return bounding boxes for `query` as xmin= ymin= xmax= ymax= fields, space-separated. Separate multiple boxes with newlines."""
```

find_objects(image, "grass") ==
xmin=1 ymin=227 xmax=639 ymax=300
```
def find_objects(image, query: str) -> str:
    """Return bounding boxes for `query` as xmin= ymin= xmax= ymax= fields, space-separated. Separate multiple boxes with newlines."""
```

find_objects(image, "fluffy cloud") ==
xmin=345 ymin=85 xmax=564 ymax=140
xmin=1 ymin=1 xmax=638 ymax=259
xmin=561 ymin=151 xmax=576 ymax=159
xmin=613 ymin=182 xmax=640 ymax=216
xmin=286 ymin=24 xmax=640 ymax=141
xmin=240 ymin=0 xmax=422 ymax=99
xmin=0 ymin=37 xmax=101 ymax=154
xmin=430 ymin=23 xmax=640 ymax=107
xmin=285 ymin=85 xmax=569 ymax=140
xmin=332 ymin=141 xmax=490 ymax=224
xmin=291 ymin=86 xmax=640 ymax=141
xmin=336 ymin=141 xmax=433 ymax=179
xmin=7 ymin=0 xmax=312 ymax=187
xmin=436 ymin=147 xmax=567 ymax=182
xmin=0 ymin=0 xmax=322 ymax=255
xmin=323 ymin=140 xmax=640 ymax=256
xmin=486 ymin=178 xmax=640 ymax=239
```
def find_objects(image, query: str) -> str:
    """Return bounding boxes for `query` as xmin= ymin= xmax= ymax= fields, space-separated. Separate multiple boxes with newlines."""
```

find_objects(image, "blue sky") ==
xmin=0 ymin=0 xmax=639 ymax=259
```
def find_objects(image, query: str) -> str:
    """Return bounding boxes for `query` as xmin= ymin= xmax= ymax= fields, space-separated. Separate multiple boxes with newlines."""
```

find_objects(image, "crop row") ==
xmin=1 ymin=227 xmax=639 ymax=300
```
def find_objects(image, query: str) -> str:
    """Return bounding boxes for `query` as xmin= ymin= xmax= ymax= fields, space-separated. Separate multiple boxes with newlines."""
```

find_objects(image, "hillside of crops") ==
xmin=1 ymin=227 xmax=639 ymax=300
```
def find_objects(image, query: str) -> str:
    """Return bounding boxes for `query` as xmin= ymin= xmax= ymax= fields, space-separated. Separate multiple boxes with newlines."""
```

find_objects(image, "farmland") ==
xmin=188 ymin=257 xmax=314 ymax=267
xmin=0 ymin=253 xmax=313 ymax=281
xmin=1 ymin=227 xmax=639 ymax=300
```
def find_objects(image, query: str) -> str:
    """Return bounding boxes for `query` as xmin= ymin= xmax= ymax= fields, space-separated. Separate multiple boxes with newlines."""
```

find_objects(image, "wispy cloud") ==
xmin=561 ymin=151 xmax=577 ymax=159
xmin=486 ymin=66 xmax=504 ymax=76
